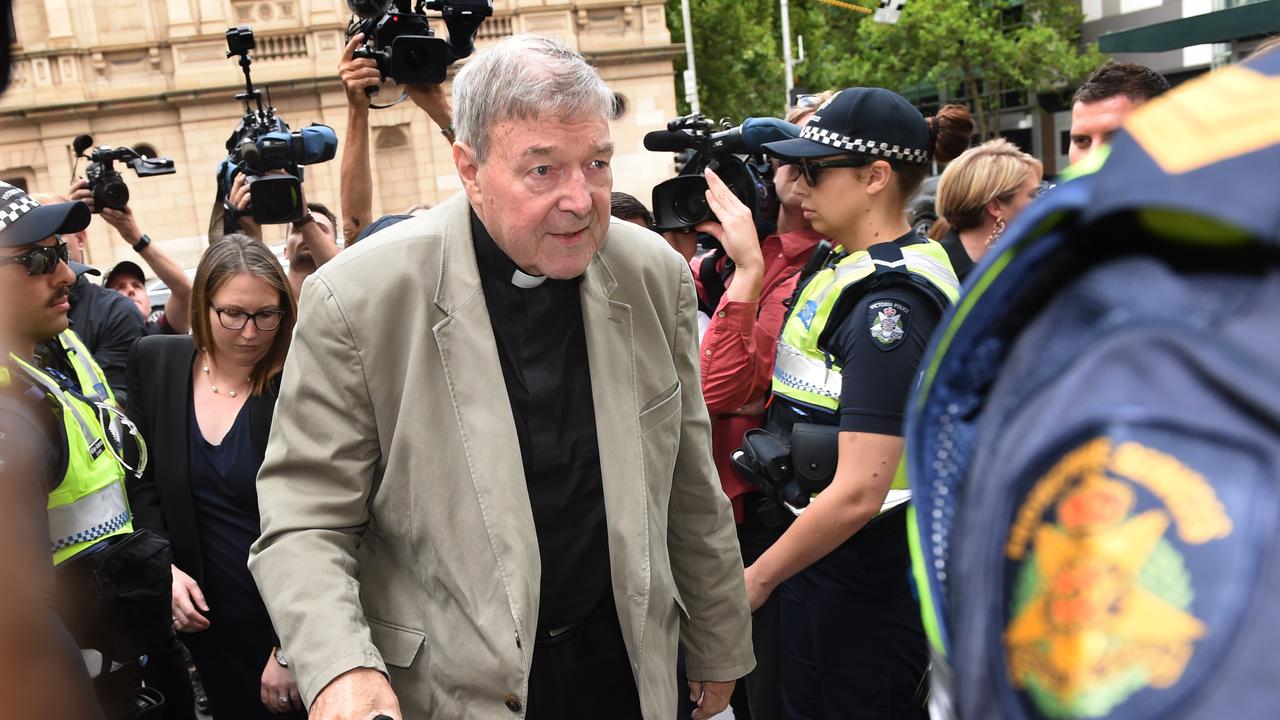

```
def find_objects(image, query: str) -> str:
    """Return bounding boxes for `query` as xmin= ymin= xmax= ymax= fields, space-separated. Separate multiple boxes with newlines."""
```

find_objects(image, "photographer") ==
xmin=337 ymin=32 xmax=454 ymax=243
xmin=688 ymin=104 xmax=825 ymax=720
xmin=227 ymin=172 xmax=340 ymax=295
xmin=68 ymin=179 xmax=193 ymax=335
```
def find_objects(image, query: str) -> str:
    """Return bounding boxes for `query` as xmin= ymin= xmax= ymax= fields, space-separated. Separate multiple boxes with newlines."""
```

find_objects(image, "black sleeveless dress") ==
xmin=184 ymin=398 xmax=304 ymax=719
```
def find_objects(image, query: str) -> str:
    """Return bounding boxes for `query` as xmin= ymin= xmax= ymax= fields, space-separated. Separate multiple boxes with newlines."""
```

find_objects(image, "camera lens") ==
xmin=674 ymin=193 xmax=709 ymax=225
xmin=99 ymin=179 xmax=130 ymax=211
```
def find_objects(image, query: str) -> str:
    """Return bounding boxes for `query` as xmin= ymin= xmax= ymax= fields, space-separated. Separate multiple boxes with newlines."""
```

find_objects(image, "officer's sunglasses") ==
xmin=796 ymin=156 xmax=868 ymax=187
xmin=0 ymin=237 xmax=69 ymax=276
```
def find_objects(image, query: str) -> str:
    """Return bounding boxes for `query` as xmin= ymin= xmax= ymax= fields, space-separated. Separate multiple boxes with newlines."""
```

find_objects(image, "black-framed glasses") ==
xmin=0 ymin=238 xmax=69 ymax=276
xmin=214 ymin=306 xmax=284 ymax=332
xmin=796 ymin=157 xmax=868 ymax=187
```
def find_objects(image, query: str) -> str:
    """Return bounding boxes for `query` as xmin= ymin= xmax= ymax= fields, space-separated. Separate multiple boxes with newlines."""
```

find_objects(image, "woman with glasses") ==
xmin=125 ymin=234 xmax=303 ymax=718
xmin=738 ymin=88 xmax=971 ymax=719
xmin=934 ymin=138 xmax=1044 ymax=281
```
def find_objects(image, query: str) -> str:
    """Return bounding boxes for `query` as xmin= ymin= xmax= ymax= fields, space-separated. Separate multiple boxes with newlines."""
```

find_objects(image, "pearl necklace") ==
xmin=202 ymin=362 xmax=248 ymax=399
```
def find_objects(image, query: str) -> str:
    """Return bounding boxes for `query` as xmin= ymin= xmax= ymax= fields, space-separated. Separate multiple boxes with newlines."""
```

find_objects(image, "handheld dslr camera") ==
xmin=646 ymin=114 xmax=793 ymax=235
xmin=72 ymin=135 xmax=176 ymax=213
xmin=218 ymin=26 xmax=338 ymax=227
xmin=348 ymin=0 xmax=492 ymax=91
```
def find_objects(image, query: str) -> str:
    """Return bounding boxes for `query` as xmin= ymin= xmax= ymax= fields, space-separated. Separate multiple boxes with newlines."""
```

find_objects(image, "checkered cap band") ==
xmin=799 ymin=125 xmax=931 ymax=165
xmin=0 ymin=185 xmax=40 ymax=235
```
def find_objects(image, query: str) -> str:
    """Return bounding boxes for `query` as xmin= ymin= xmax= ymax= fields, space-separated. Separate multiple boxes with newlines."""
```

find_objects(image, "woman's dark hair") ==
xmin=190 ymin=233 xmax=297 ymax=397
xmin=894 ymin=103 xmax=974 ymax=201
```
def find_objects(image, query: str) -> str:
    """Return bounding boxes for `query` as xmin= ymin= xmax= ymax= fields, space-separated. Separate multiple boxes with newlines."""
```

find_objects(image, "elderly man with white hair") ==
xmin=249 ymin=34 xmax=754 ymax=720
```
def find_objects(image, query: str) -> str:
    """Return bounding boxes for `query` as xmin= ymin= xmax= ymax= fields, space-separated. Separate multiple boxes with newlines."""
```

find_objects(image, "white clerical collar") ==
xmin=511 ymin=268 xmax=546 ymax=288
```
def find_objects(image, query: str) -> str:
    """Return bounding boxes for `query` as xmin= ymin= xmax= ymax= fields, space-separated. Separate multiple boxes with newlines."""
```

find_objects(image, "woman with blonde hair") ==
xmin=935 ymin=137 xmax=1043 ymax=280
xmin=126 ymin=234 xmax=303 ymax=718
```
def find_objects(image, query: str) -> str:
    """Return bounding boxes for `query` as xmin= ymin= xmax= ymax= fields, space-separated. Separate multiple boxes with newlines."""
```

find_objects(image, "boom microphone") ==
xmin=346 ymin=0 xmax=391 ymax=19
xmin=643 ymin=130 xmax=700 ymax=153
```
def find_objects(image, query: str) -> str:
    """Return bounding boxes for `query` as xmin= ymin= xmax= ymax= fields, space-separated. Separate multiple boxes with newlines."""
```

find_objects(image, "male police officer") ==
xmin=0 ymin=181 xmax=171 ymax=719
xmin=905 ymin=49 xmax=1280 ymax=720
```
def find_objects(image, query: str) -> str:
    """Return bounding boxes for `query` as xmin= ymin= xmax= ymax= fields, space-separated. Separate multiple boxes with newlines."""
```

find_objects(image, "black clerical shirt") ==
xmin=471 ymin=211 xmax=611 ymax=630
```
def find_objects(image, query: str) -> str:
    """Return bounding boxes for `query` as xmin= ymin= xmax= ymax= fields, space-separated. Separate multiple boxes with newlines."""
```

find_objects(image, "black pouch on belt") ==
xmin=731 ymin=428 xmax=794 ymax=496
xmin=791 ymin=423 xmax=841 ymax=494
xmin=88 ymin=529 xmax=175 ymax=662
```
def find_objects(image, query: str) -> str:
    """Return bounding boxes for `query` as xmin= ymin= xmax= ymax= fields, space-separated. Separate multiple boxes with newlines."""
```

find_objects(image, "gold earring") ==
xmin=986 ymin=217 xmax=1006 ymax=247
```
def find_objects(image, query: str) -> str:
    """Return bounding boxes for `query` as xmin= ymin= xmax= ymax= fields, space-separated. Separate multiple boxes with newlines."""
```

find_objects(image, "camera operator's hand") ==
xmin=340 ymin=34 xmax=381 ymax=109
xmin=68 ymin=177 xmax=95 ymax=212
xmin=99 ymin=206 xmax=144 ymax=246
xmin=406 ymin=83 xmax=453 ymax=134
xmin=229 ymin=173 xmax=263 ymax=241
xmin=698 ymin=168 xmax=764 ymax=303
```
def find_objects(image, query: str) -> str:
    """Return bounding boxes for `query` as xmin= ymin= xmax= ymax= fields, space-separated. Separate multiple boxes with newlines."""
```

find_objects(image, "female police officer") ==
xmin=727 ymin=88 xmax=972 ymax=718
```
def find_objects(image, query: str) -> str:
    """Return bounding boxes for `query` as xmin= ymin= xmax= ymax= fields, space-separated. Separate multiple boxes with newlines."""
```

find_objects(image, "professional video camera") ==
xmin=71 ymin=135 xmax=176 ymax=213
xmin=346 ymin=0 xmax=492 ymax=95
xmin=644 ymin=114 xmax=799 ymax=234
xmin=218 ymin=26 xmax=338 ymax=227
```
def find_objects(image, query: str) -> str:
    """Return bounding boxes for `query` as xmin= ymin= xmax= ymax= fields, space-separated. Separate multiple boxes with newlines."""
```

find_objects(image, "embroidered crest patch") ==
xmin=1003 ymin=435 xmax=1249 ymax=719
xmin=868 ymin=299 xmax=910 ymax=350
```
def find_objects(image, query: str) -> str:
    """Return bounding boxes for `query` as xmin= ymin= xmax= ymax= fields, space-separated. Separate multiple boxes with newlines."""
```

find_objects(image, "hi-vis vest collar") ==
xmin=772 ymin=237 xmax=960 ymax=412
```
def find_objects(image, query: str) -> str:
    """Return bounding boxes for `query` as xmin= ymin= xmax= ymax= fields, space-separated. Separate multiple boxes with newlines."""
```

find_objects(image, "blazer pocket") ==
xmin=367 ymin=616 xmax=427 ymax=669
xmin=639 ymin=381 xmax=682 ymax=433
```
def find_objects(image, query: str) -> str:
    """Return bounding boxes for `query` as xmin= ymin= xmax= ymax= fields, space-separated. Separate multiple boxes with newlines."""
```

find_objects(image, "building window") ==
xmin=2 ymin=177 xmax=29 ymax=192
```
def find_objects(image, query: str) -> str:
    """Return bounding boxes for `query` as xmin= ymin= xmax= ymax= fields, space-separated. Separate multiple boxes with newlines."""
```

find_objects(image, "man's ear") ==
xmin=865 ymin=160 xmax=893 ymax=197
xmin=453 ymin=142 xmax=482 ymax=204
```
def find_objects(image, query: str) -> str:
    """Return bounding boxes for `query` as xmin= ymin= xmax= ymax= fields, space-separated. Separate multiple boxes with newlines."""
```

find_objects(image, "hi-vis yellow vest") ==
xmin=7 ymin=330 xmax=140 ymax=565
xmin=771 ymin=238 xmax=960 ymax=513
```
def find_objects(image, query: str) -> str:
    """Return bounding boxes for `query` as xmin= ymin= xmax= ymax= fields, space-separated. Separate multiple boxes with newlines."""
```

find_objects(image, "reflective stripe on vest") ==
xmin=772 ymin=240 xmax=961 ymax=515
xmin=58 ymin=330 xmax=114 ymax=405
xmin=772 ymin=240 xmax=960 ymax=412
xmin=9 ymin=330 xmax=135 ymax=565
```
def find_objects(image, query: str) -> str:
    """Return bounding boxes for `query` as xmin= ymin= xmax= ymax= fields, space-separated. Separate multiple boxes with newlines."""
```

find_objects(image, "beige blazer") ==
xmin=249 ymin=193 xmax=754 ymax=718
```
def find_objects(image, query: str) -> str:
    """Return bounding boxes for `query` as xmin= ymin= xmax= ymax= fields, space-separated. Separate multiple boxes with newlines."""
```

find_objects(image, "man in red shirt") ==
xmin=690 ymin=105 xmax=825 ymax=719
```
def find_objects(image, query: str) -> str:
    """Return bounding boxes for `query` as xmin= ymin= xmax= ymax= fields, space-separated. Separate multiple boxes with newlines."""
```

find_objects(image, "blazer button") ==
xmin=505 ymin=694 xmax=522 ymax=712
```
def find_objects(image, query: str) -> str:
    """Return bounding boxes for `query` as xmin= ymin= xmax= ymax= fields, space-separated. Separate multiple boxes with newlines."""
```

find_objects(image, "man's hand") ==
xmin=406 ymin=83 xmax=453 ymax=132
xmin=68 ymin=178 xmax=94 ymax=210
xmin=340 ymin=34 xmax=382 ymax=108
xmin=309 ymin=668 xmax=402 ymax=720
xmin=229 ymin=173 xmax=263 ymax=241
xmin=688 ymin=679 xmax=735 ymax=720
xmin=100 ymin=206 xmax=143 ymax=247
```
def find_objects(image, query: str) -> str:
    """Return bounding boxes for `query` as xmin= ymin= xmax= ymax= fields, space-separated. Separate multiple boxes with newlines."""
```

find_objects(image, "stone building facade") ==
xmin=2 ymin=0 xmax=682 ymax=272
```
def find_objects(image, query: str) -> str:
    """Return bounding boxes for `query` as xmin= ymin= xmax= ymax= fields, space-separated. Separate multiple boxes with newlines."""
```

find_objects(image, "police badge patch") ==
xmin=868 ymin=299 xmax=910 ymax=351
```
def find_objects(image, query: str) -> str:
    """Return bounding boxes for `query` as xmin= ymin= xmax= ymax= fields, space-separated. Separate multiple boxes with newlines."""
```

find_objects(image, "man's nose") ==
xmin=559 ymin=169 xmax=593 ymax=217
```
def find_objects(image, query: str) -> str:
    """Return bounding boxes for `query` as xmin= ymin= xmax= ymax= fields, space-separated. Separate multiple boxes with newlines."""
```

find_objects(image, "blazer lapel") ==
xmin=429 ymin=194 xmax=541 ymax=646
xmin=579 ymin=247 xmax=649 ymax=651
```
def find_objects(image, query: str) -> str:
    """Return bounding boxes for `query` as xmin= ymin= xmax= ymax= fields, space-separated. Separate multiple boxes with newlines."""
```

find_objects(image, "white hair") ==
xmin=452 ymin=34 xmax=614 ymax=162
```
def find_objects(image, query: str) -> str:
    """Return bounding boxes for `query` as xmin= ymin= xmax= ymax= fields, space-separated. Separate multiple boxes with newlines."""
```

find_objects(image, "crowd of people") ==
xmin=1 ymin=18 xmax=1278 ymax=720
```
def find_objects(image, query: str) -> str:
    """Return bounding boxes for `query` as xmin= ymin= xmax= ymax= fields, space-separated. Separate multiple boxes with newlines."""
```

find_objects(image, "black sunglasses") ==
xmin=796 ymin=157 xmax=868 ymax=187
xmin=0 ymin=238 xmax=69 ymax=276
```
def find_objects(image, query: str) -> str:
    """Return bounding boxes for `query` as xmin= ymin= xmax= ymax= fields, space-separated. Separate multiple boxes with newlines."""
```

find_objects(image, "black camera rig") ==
xmin=71 ymin=135 xmax=176 ymax=213
xmin=218 ymin=26 xmax=338 ymax=227
xmin=347 ymin=0 xmax=492 ymax=101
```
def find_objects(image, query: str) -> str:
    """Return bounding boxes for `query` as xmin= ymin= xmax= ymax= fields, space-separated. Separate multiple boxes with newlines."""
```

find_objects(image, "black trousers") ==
xmin=779 ymin=508 xmax=928 ymax=720
xmin=526 ymin=592 xmax=642 ymax=720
